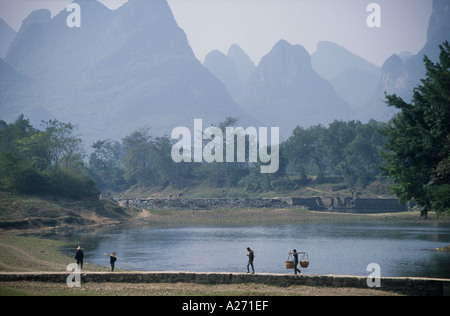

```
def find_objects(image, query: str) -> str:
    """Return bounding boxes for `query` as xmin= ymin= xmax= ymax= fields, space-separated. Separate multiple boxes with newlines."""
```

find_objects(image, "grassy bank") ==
xmin=0 ymin=235 xmax=105 ymax=272
xmin=3 ymin=190 xmax=445 ymax=234
xmin=0 ymin=191 xmax=138 ymax=234
xmin=135 ymin=207 xmax=445 ymax=227
xmin=117 ymin=179 xmax=394 ymax=199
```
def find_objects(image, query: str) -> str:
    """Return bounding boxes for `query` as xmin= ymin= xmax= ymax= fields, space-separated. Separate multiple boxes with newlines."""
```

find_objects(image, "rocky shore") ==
xmin=435 ymin=245 xmax=450 ymax=252
xmin=116 ymin=197 xmax=291 ymax=210
xmin=114 ymin=196 xmax=411 ymax=213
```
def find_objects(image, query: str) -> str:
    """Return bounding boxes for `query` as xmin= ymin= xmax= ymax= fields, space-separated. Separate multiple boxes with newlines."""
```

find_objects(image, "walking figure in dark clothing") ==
xmin=104 ymin=253 xmax=118 ymax=271
xmin=75 ymin=246 xmax=84 ymax=270
xmin=246 ymin=247 xmax=255 ymax=274
xmin=292 ymin=249 xmax=301 ymax=275
xmin=109 ymin=253 xmax=117 ymax=272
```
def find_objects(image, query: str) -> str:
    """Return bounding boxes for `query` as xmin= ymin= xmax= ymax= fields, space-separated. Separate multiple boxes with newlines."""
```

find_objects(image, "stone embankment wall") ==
xmin=291 ymin=197 xmax=408 ymax=213
xmin=115 ymin=197 xmax=408 ymax=213
xmin=116 ymin=198 xmax=291 ymax=210
xmin=0 ymin=272 xmax=447 ymax=296
xmin=352 ymin=198 xmax=409 ymax=213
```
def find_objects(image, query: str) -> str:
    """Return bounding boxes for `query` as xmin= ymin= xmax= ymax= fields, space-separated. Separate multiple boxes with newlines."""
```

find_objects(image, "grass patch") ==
xmin=0 ymin=191 xmax=135 ymax=232
xmin=0 ymin=285 xmax=27 ymax=296
xmin=0 ymin=235 xmax=106 ymax=272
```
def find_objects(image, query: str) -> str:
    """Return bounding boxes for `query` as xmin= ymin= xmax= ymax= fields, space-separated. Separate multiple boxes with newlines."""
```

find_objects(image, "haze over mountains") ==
xmin=0 ymin=0 xmax=449 ymax=145
xmin=235 ymin=40 xmax=353 ymax=137
xmin=1 ymin=0 xmax=254 ymax=145
xmin=360 ymin=0 xmax=450 ymax=122
xmin=203 ymin=0 xmax=449 ymax=131
xmin=0 ymin=17 xmax=16 ymax=59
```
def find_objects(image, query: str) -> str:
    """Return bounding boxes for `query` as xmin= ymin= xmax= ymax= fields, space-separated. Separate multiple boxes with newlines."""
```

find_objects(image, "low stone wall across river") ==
xmin=0 ymin=271 xmax=447 ymax=296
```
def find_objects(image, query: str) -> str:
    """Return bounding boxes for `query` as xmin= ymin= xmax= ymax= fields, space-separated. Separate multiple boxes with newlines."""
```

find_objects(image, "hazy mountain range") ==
xmin=1 ymin=0 xmax=449 ymax=145
xmin=1 ymin=0 xmax=255 ymax=145
xmin=0 ymin=18 xmax=16 ymax=59
xmin=235 ymin=39 xmax=354 ymax=137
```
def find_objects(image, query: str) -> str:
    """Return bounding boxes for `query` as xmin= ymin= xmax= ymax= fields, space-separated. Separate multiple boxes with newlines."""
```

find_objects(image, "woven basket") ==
xmin=285 ymin=261 xmax=295 ymax=269
xmin=300 ymin=253 xmax=309 ymax=268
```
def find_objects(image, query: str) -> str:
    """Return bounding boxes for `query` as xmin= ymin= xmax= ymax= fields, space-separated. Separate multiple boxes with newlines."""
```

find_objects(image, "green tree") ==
xmin=285 ymin=125 xmax=326 ymax=181
xmin=121 ymin=126 xmax=155 ymax=187
xmin=381 ymin=41 xmax=450 ymax=216
xmin=340 ymin=120 xmax=387 ymax=187
xmin=89 ymin=139 xmax=127 ymax=192
xmin=283 ymin=120 xmax=386 ymax=188
xmin=0 ymin=115 xmax=99 ymax=200
xmin=151 ymin=136 xmax=190 ymax=189
xmin=194 ymin=117 xmax=251 ymax=187
xmin=41 ymin=120 xmax=84 ymax=171
xmin=0 ymin=116 xmax=37 ymax=192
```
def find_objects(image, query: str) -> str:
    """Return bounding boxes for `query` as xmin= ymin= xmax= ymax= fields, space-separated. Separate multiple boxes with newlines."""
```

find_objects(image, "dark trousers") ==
xmin=77 ymin=260 xmax=83 ymax=270
xmin=110 ymin=263 xmax=115 ymax=272
xmin=247 ymin=261 xmax=254 ymax=273
xmin=294 ymin=262 xmax=301 ymax=274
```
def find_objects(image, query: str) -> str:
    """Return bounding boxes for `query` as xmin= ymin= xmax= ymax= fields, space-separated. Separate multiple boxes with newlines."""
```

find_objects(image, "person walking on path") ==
xmin=292 ymin=249 xmax=301 ymax=275
xmin=104 ymin=253 xmax=118 ymax=271
xmin=109 ymin=253 xmax=117 ymax=272
xmin=75 ymin=246 xmax=84 ymax=270
xmin=246 ymin=247 xmax=255 ymax=274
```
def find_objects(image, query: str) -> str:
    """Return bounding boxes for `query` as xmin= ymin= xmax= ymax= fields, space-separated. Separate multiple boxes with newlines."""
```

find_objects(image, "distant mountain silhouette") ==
xmin=312 ymin=41 xmax=380 ymax=82
xmin=203 ymin=44 xmax=255 ymax=100
xmin=1 ymin=0 xmax=445 ymax=144
xmin=0 ymin=58 xmax=54 ymax=124
xmin=227 ymin=44 xmax=256 ymax=87
xmin=203 ymin=50 xmax=243 ymax=99
xmin=1 ymin=0 xmax=255 ymax=145
xmin=311 ymin=41 xmax=380 ymax=112
xmin=0 ymin=18 xmax=16 ymax=59
xmin=237 ymin=40 xmax=353 ymax=137
xmin=360 ymin=0 xmax=450 ymax=122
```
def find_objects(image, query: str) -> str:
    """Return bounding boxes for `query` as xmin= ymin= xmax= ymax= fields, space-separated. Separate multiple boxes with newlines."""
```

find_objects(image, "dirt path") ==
xmin=0 ymin=280 xmax=402 ymax=296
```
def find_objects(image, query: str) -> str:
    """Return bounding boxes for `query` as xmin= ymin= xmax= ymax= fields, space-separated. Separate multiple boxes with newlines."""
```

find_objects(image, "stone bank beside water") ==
xmin=0 ymin=271 xmax=447 ymax=296
xmin=116 ymin=197 xmax=409 ymax=213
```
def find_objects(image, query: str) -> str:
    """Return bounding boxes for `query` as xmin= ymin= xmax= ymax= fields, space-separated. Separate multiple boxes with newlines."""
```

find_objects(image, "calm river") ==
xmin=68 ymin=222 xmax=450 ymax=278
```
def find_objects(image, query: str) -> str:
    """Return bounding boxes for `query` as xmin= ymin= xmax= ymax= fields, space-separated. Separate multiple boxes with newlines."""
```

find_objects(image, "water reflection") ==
xmin=64 ymin=222 xmax=450 ymax=278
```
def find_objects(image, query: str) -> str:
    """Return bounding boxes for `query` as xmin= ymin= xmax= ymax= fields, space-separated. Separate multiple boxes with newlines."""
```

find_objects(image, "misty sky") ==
xmin=0 ymin=0 xmax=433 ymax=66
